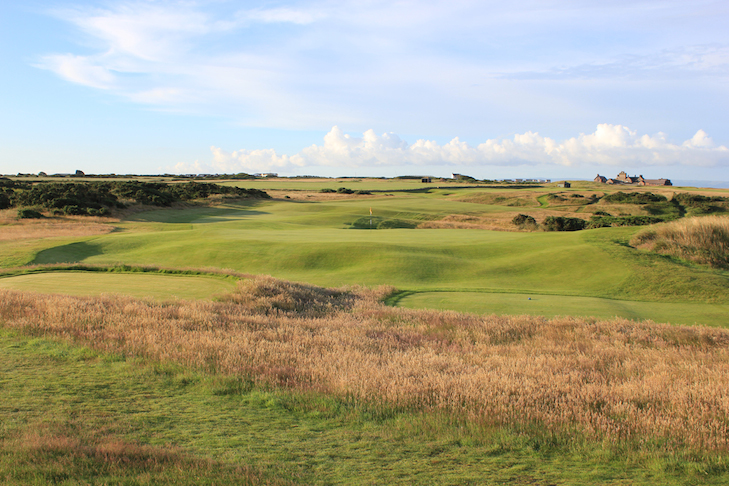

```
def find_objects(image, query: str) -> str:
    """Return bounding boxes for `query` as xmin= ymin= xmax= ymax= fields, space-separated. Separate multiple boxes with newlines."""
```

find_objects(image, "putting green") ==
xmin=397 ymin=291 xmax=729 ymax=327
xmin=0 ymin=272 xmax=236 ymax=301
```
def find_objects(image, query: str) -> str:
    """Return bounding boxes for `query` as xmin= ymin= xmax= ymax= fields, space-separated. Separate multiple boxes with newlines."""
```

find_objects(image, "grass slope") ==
xmin=396 ymin=291 xmax=729 ymax=327
xmin=0 ymin=272 xmax=235 ymax=300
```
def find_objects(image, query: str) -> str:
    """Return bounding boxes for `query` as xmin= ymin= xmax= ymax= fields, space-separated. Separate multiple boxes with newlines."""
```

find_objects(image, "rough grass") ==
xmin=1 ymin=424 xmax=273 ymax=486
xmin=631 ymin=216 xmax=729 ymax=268
xmin=3 ymin=276 xmax=729 ymax=456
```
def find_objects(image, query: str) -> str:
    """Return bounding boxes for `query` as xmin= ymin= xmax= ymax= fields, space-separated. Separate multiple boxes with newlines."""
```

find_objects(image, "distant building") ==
xmin=74 ymin=170 xmax=85 ymax=177
xmin=421 ymin=177 xmax=432 ymax=183
xmin=556 ymin=181 xmax=571 ymax=188
xmin=638 ymin=178 xmax=672 ymax=186
xmin=596 ymin=171 xmax=670 ymax=186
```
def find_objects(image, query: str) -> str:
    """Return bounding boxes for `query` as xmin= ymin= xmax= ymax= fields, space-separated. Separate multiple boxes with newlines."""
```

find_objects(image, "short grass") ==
xmin=0 ymin=272 xmax=235 ymax=300
xmin=396 ymin=291 xmax=729 ymax=327
xmin=2 ymin=328 xmax=724 ymax=485
xmin=2 ymin=185 xmax=729 ymax=325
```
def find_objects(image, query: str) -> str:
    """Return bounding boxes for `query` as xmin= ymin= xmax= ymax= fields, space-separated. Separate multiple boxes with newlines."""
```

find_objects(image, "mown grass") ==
xmin=2 ymin=185 xmax=729 ymax=325
xmin=3 ymin=279 xmax=729 ymax=484
xmin=0 ymin=271 xmax=235 ymax=300
xmin=395 ymin=291 xmax=729 ymax=327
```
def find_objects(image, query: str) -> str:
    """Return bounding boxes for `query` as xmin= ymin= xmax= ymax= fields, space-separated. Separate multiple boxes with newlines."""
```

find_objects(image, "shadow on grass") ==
xmin=32 ymin=241 xmax=104 ymax=265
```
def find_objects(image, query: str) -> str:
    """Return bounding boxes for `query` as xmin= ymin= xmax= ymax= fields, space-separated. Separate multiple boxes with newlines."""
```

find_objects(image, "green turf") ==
xmin=3 ymin=188 xmax=728 ymax=325
xmin=0 ymin=272 xmax=235 ymax=300
xmin=396 ymin=291 xmax=729 ymax=327
xmin=2 ymin=329 xmax=724 ymax=485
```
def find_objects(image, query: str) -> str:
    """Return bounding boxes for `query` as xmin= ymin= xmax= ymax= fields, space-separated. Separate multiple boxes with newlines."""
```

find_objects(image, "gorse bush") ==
xmin=588 ymin=215 xmax=663 ymax=228
xmin=4 ymin=181 xmax=270 ymax=215
xmin=17 ymin=208 xmax=43 ymax=219
xmin=631 ymin=215 xmax=729 ymax=268
xmin=672 ymin=192 xmax=728 ymax=216
xmin=542 ymin=216 xmax=586 ymax=231
xmin=350 ymin=216 xmax=417 ymax=229
xmin=602 ymin=191 xmax=667 ymax=204
xmin=512 ymin=214 xmax=537 ymax=230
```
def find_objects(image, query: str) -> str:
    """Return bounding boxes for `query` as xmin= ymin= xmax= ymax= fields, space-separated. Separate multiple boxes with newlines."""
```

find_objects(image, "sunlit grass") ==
xmin=632 ymin=215 xmax=729 ymax=268
xmin=0 ymin=271 xmax=235 ymax=300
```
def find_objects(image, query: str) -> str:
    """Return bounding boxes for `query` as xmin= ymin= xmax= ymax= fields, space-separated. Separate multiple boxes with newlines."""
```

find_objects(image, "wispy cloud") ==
xmin=505 ymin=45 xmax=729 ymax=80
xmin=177 ymin=125 xmax=729 ymax=174
xmin=35 ymin=1 xmax=729 ymax=135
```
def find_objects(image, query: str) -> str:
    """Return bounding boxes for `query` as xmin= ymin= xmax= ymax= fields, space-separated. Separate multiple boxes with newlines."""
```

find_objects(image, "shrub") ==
xmin=542 ymin=216 xmax=586 ymax=231
xmin=588 ymin=215 xmax=664 ymax=228
xmin=17 ymin=209 xmax=43 ymax=219
xmin=602 ymin=191 xmax=666 ymax=204
xmin=350 ymin=216 xmax=416 ymax=229
xmin=512 ymin=214 xmax=537 ymax=230
xmin=672 ymin=193 xmax=728 ymax=215
xmin=320 ymin=188 xmax=336 ymax=193
xmin=336 ymin=187 xmax=354 ymax=194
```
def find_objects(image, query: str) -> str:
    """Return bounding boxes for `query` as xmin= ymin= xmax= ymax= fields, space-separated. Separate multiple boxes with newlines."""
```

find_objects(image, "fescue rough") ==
xmin=2 ymin=275 xmax=729 ymax=453
xmin=631 ymin=215 xmax=729 ymax=268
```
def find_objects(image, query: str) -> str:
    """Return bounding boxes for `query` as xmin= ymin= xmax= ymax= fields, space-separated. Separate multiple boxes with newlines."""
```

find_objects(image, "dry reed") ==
xmin=2 ymin=276 xmax=729 ymax=452
xmin=631 ymin=215 xmax=729 ymax=268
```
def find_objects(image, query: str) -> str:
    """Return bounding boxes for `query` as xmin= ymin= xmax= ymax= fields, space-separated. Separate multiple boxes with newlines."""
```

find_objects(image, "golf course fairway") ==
xmin=0 ymin=272 xmax=235 ymax=300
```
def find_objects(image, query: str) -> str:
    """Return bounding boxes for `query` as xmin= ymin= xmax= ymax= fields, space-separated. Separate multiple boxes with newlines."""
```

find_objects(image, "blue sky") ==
xmin=1 ymin=0 xmax=728 ymax=181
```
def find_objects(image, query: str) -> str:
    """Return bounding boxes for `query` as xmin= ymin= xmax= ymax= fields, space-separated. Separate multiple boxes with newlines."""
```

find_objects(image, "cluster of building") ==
xmin=594 ymin=171 xmax=672 ymax=186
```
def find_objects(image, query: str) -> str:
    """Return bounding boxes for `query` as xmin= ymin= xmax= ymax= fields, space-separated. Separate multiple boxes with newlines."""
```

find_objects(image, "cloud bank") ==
xmin=176 ymin=125 xmax=729 ymax=174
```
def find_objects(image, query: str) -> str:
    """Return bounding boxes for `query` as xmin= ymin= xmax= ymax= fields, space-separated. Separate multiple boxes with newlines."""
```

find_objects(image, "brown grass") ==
xmin=1 ymin=421 xmax=282 ymax=485
xmin=631 ymin=215 xmax=729 ymax=268
xmin=0 ymin=218 xmax=115 ymax=241
xmin=2 ymin=276 xmax=729 ymax=452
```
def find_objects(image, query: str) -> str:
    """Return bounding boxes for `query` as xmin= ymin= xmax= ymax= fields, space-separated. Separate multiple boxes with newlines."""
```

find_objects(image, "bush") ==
xmin=512 ymin=214 xmax=537 ymax=229
xmin=588 ymin=215 xmax=664 ymax=228
xmin=336 ymin=187 xmax=354 ymax=194
xmin=350 ymin=216 xmax=416 ymax=229
xmin=320 ymin=188 xmax=336 ymax=193
xmin=17 ymin=209 xmax=43 ymax=219
xmin=672 ymin=193 xmax=728 ymax=215
xmin=542 ymin=216 xmax=586 ymax=231
xmin=602 ymin=191 xmax=666 ymax=204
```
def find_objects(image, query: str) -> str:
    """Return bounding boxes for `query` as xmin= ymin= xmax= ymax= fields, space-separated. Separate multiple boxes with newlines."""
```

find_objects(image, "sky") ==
xmin=1 ymin=0 xmax=728 ymax=181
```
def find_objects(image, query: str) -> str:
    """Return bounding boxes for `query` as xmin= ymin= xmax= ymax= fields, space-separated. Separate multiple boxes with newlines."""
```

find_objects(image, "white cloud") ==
xmin=36 ymin=1 xmax=729 ymax=134
xmin=36 ymin=54 xmax=116 ymax=89
xmin=240 ymin=7 xmax=320 ymax=25
xmin=184 ymin=125 xmax=728 ymax=174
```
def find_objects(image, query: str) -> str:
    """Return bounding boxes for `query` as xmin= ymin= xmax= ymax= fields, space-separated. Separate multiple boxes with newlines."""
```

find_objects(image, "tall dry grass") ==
xmin=2 ymin=275 xmax=729 ymax=452
xmin=631 ymin=215 xmax=729 ymax=268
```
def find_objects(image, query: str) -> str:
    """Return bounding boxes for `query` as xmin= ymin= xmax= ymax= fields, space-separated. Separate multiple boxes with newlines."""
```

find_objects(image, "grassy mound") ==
xmin=631 ymin=215 xmax=729 ymax=268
